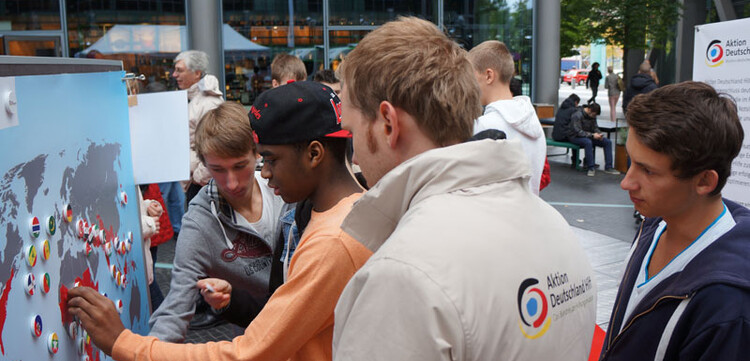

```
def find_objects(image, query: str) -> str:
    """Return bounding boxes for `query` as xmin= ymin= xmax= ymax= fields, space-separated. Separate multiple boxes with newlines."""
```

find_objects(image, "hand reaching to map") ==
xmin=197 ymin=278 xmax=232 ymax=310
xmin=67 ymin=286 xmax=125 ymax=356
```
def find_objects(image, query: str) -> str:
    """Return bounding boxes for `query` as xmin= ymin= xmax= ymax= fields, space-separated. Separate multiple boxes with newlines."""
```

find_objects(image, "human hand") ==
xmin=153 ymin=219 xmax=160 ymax=233
xmin=67 ymin=286 xmax=125 ymax=356
xmin=593 ymin=133 xmax=603 ymax=140
xmin=147 ymin=202 xmax=163 ymax=217
xmin=197 ymin=278 xmax=232 ymax=310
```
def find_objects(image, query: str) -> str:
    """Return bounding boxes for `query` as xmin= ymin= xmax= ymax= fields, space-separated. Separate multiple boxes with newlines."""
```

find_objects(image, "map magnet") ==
xmin=115 ymin=271 xmax=122 ymax=286
xmin=68 ymin=322 xmax=78 ymax=339
xmin=41 ymin=239 xmax=51 ymax=261
xmin=42 ymin=272 xmax=51 ymax=293
xmin=120 ymin=191 xmax=128 ymax=205
xmin=30 ymin=216 xmax=41 ymax=238
xmin=125 ymin=237 xmax=132 ymax=252
xmin=47 ymin=332 xmax=59 ymax=354
xmin=77 ymin=337 xmax=85 ymax=354
xmin=76 ymin=219 xmax=85 ymax=239
xmin=24 ymin=273 xmax=35 ymax=295
xmin=85 ymin=242 xmax=93 ymax=256
xmin=82 ymin=220 xmax=90 ymax=240
xmin=46 ymin=215 xmax=56 ymax=236
xmin=25 ymin=244 xmax=37 ymax=267
xmin=116 ymin=299 xmax=123 ymax=314
xmin=110 ymin=264 xmax=116 ymax=279
xmin=104 ymin=241 xmax=113 ymax=256
xmin=31 ymin=315 xmax=43 ymax=337
xmin=64 ymin=204 xmax=73 ymax=223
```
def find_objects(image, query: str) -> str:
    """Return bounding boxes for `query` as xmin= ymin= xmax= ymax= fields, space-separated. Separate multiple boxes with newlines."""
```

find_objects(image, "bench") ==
xmin=546 ymin=139 xmax=582 ymax=170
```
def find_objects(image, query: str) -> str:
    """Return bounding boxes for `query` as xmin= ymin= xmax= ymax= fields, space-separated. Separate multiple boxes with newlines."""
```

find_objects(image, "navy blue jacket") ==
xmin=600 ymin=199 xmax=750 ymax=361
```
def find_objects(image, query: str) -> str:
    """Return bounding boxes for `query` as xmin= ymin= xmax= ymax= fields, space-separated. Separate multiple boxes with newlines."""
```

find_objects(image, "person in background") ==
xmin=467 ymin=40 xmax=546 ymax=195
xmin=270 ymin=53 xmax=307 ymax=87
xmin=566 ymin=103 xmax=620 ymax=177
xmin=332 ymin=16 xmax=596 ymax=361
xmin=599 ymin=81 xmax=749 ymax=361
xmin=604 ymin=65 xmax=622 ymax=122
xmin=551 ymin=93 xmax=580 ymax=142
xmin=622 ymin=61 xmax=658 ymax=114
xmin=140 ymin=184 xmax=173 ymax=311
xmin=172 ymin=50 xmax=225 ymax=204
xmin=586 ymin=62 xmax=602 ymax=104
xmin=313 ymin=69 xmax=341 ymax=95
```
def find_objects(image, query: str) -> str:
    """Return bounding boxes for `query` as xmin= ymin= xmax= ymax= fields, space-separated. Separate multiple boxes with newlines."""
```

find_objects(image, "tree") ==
xmin=560 ymin=0 xmax=596 ymax=58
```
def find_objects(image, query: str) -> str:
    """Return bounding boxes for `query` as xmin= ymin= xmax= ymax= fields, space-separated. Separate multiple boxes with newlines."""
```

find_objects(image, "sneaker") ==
xmin=587 ymin=169 xmax=596 ymax=177
xmin=604 ymin=168 xmax=620 ymax=175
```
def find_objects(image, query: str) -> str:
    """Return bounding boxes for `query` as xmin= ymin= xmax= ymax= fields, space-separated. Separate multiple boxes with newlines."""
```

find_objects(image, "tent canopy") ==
xmin=82 ymin=24 xmax=269 ymax=55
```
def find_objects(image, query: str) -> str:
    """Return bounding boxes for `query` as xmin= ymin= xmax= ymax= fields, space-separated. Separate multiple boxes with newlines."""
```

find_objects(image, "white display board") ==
xmin=693 ymin=18 xmax=750 ymax=207
xmin=129 ymin=90 xmax=190 ymax=185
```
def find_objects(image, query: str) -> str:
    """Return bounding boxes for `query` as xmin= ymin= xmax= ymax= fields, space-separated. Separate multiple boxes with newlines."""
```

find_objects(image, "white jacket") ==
xmin=474 ymin=96 xmax=546 ymax=195
xmin=334 ymin=139 xmax=596 ymax=361
xmin=187 ymin=75 xmax=224 ymax=186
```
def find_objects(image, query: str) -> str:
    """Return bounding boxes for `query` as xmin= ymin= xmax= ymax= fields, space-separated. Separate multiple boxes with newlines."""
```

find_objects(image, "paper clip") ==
xmin=121 ymin=73 xmax=146 ymax=82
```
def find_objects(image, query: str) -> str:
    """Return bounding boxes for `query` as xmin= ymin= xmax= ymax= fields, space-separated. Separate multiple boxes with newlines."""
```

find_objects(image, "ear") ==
xmin=307 ymin=140 xmax=325 ymax=169
xmin=271 ymin=79 xmax=280 ymax=88
xmin=484 ymin=68 xmax=496 ymax=85
xmin=694 ymin=169 xmax=720 ymax=196
xmin=379 ymin=101 xmax=400 ymax=149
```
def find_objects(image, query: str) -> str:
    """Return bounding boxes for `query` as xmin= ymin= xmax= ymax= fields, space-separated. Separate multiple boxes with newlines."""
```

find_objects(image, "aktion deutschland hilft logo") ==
xmin=517 ymin=278 xmax=551 ymax=339
xmin=706 ymin=40 xmax=724 ymax=67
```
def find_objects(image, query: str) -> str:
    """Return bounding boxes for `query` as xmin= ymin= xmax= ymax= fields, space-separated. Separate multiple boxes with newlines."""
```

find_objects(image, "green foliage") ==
xmin=561 ymin=0 xmax=682 ymax=53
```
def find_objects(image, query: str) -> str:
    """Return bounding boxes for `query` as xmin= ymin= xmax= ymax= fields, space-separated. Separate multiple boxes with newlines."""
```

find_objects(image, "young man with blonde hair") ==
xmin=333 ymin=16 xmax=596 ymax=360
xmin=270 ymin=53 xmax=307 ymax=87
xmin=467 ymin=40 xmax=546 ymax=194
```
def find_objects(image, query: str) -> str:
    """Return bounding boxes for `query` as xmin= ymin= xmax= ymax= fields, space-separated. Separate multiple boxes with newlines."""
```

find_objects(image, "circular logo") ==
xmin=32 ymin=315 xmax=43 ymax=337
xmin=706 ymin=39 xmax=724 ymax=67
xmin=41 ymin=239 xmax=51 ymax=261
xmin=24 ymin=273 xmax=36 ymax=295
xmin=517 ymin=278 xmax=550 ymax=339
xmin=26 ymin=244 xmax=37 ymax=267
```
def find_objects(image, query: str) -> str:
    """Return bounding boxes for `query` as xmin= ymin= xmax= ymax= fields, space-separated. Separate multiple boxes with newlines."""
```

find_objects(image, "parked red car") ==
xmin=562 ymin=69 xmax=589 ymax=85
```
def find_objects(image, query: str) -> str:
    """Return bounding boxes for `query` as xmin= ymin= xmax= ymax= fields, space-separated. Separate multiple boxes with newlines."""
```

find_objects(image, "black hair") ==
xmin=313 ymin=69 xmax=339 ymax=84
xmin=293 ymin=137 xmax=348 ymax=165
xmin=585 ymin=103 xmax=601 ymax=115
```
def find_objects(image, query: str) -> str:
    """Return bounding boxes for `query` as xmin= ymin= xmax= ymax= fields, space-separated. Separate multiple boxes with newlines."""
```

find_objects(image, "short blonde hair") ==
xmin=271 ymin=53 xmax=307 ymax=82
xmin=339 ymin=16 xmax=480 ymax=146
xmin=467 ymin=40 xmax=515 ymax=84
xmin=194 ymin=102 xmax=257 ymax=163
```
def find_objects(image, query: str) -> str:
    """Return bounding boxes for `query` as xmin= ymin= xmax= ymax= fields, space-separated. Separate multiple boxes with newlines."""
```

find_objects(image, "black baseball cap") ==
xmin=248 ymin=81 xmax=350 ymax=145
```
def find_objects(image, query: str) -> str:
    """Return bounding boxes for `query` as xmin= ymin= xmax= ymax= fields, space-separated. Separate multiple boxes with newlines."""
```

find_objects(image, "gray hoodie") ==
xmin=149 ymin=173 xmax=290 ymax=342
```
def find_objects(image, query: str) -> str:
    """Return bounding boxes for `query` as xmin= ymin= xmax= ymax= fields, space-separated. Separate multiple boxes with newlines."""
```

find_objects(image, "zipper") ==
xmin=604 ymin=221 xmax=644 ymax=351
xmin=602 ymin=294 xmax=689 ymax=358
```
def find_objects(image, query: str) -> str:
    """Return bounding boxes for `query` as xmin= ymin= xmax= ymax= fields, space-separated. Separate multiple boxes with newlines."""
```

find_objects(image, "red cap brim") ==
xmin=325 ymin=129 xmax=352 ymax=138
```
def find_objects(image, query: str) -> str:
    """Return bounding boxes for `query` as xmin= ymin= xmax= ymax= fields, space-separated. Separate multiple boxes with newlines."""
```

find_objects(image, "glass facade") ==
xmin=2 ymin=0 xmax=535 ymax=102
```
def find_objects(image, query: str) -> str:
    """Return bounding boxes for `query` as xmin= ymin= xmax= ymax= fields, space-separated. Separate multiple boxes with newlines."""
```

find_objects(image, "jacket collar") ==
xmin=342 ymin=139 xmax=530 ymax=252
xmin=187 ymin=74 xmax=223 ymax=101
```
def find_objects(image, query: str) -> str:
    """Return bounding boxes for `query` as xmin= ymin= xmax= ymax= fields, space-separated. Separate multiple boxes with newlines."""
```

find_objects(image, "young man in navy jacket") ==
xmin=600 ymin=81 xmax=750 ymax=360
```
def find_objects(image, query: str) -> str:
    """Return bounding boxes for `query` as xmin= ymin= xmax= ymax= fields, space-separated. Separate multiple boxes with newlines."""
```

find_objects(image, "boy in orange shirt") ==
xmin=67 ymin=81 xmax=370 ymax=361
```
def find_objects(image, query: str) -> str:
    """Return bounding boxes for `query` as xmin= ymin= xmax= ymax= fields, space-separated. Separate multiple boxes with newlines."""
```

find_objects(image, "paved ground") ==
xmin=150 ymin=84 xmax=637 ymax=343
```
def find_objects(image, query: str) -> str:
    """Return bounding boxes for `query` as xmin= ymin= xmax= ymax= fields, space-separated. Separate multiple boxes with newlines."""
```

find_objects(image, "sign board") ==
xmin=693 ymin=18 xmax=750 ymax=207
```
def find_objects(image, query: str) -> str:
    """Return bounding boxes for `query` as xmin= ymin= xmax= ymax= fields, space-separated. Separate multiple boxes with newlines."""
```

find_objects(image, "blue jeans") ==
xmin=568 ymin=136 xmax=613 ymax=170
xmin=158 ymin=181 xmax=185 ymax=234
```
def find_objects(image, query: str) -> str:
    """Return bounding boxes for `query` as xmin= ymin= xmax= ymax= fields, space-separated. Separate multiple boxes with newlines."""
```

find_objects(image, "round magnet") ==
xmin=104 ymin=241 xmax=113 ymax=256
xmin=67 ymin=322 xmax=78 ymax=339
xmin=41 ymin=272 xmax=51 ymax=294
xmin=47 ymin=332 xmax=59 ymax=354
xmin=87 ymin=225 xmax=97 ymax=244
xmin=115 ymin=271 xmax=121 ymax=286
xmin=119 ymin=191 xmax=128 ymax=205
xmin=73 ymin=280 xmax=81 ymax=288
xmin=127 ymin=231 xmax=133 ymax=242
xmin=25 ymin=244 xmax=37 ymax=267
xmin=41 ymin=239 xmax=51 ymax=261
xmin=77 ymin=337 xmax=85 ymax=354
xmin=115 ymin=299 xmax=123 ymax=314
xmin=76 ymin=219 xmax=85 ymax=239
xmin=24 ymin=273 xmax=35 ymax=295
xmin=64 ymin=204 xmax=73 ymax=223
xmin=84 ymin=243 xmax=93 ymax=256
xmin=124 ymin=237 xmax=132 ymax=252
xmin=46 ymin=215 xmax=56 ymax=236
xmin=31 ymin=315 xmax=43 ymax=337
xmin=29 ymin=216 xmax=41 ymax=238
xmin=82 ymin=328 xmax=90 ymax=345
xmin=82 ymin=220 xmax=90 ymax=240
